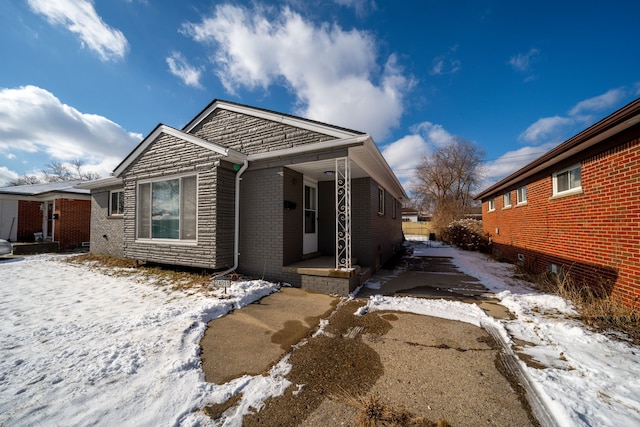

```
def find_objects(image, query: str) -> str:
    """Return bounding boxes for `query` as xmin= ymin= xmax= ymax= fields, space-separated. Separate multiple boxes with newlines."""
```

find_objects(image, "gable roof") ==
xmin=112 ymin=124 xmax=247 ymax=177
xmin=475 ymin=97 xmax=640 ymax=200
xmin=0 ymin=180 xmax=90 ymax=200
xmin=182 ymin=99 xmax=365 ymax=139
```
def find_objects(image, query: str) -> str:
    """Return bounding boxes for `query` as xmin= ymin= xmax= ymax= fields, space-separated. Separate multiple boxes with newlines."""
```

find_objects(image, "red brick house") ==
xmin=475 ymin=98 xmax=640 ymax=307
xmin=0 ymin=180 xmax=91 ymax=252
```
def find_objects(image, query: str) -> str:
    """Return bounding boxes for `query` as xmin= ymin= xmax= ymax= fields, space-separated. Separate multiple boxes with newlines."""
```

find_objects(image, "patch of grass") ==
xmin=64 ymin=253 xmax=217 ymax=292
xmin=335 ymin=391 xmax=449 ymax=427
xmin=531 ymin=269 xmax=639 ymax=344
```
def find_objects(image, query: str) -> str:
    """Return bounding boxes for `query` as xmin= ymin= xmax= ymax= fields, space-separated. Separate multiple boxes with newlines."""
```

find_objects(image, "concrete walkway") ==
xmin=199 ymin=252 xmax=544 ymax=426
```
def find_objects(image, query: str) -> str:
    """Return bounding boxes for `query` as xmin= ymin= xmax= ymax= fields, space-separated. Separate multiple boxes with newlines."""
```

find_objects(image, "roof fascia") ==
xmin=356 ymin=138 xmax=408 ymax=200
xmin=113 ymin=124 xmax=247 ymax=177
xmin=74 ymin=177 xmax=123 ymax=190
xmin=475 ymin=99 xmax=640 ymax=200
xmin=183 ymin=100 xmax=361 ymax=139
xmin=246 ymin=134 xmax=369 ymax=161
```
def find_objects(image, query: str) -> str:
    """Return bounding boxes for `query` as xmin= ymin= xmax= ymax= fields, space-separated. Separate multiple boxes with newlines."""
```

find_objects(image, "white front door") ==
xmin=303 ymin=180 xmax=318 ymax=254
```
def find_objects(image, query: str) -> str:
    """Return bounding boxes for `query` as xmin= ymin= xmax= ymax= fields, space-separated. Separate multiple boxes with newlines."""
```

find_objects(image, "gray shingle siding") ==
xmin=120 ymin=132 xmax=233 ymax=269
xmin=189 ymin=109 xmax=335 ymax=155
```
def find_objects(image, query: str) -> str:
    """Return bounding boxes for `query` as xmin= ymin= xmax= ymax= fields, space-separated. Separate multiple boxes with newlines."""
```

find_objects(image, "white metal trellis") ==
xmin=335 ymin=157 xmax=351 ymax=270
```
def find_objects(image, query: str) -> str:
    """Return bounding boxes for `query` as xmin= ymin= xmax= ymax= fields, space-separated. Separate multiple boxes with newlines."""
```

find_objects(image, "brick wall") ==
xmin=56 ymin=198 xmax=91 ymax=251
xmin=482 ymin=137 xmax=640 ymax=307
xmin=17 ymin=200 xmax=42 ymax=242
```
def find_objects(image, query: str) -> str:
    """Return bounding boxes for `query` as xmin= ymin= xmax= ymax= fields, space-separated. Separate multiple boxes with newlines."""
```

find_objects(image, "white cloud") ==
xmin=0 ymin=167 xmax=18 ymax=186
xmin=568 ymin=88 xmax=626 ymax=117
xmin=166 ymin=51 xmax=204 ymax=88
xmin=519 ymin=116 xmax=573 ymax=144
xmin=508 ymin=48 xmax=539 ymax=72
xmin=181 ymin=4 xmax=413 ymax=140
xmin=333 ymin=0 xmax=376 ymax=17
xmin=27 ymin=0 xmax=128 ymax=62
xmin=482 ymin=143 xmax=555 ymax=188
xmin=381 ymin=121 xmax=455 ymax=191
xmin=430 ymin=46 xmax=461 ymax=76
xmin=0 ymin=85 xmax=142 ymax=179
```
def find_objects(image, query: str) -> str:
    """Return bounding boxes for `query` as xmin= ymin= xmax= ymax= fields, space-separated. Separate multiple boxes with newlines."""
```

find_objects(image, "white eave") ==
xmin=112 ymin=124 xmax=247 ymax=177
xmin=74 ymin=176 xmax=124 ymax=190
xmin=248 ymin=134 xmax=408 ymax=200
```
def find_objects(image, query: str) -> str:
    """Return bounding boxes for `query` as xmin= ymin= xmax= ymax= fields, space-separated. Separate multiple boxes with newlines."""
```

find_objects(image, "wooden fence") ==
xmin=402 ymin=222 xmax=432 ymax=236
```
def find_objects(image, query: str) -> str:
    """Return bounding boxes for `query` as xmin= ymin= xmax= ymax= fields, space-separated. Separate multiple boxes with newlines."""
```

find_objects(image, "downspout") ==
xmin=214 ymin=159 xmax=249 ymax=280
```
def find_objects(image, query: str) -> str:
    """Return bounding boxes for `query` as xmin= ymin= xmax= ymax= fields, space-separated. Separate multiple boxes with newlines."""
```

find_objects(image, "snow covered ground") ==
xmin=1 ymin=244 xmax=639 ymax=426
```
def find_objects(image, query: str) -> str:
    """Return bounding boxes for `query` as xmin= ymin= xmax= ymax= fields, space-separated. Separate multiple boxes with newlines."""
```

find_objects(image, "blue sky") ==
xmin=1 ymin=0 xmax=639 ymax=194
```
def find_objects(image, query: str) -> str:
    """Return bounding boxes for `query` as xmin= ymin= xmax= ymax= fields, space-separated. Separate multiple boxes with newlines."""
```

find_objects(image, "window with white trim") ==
xmin=488 ymin=198 xmax=495 ymax=212
xmin=109 ymin=190 xmax=124 ymax=216
xmin=137 ymin=175 xmax=197 ymax=240
xmin=517 ymin=186 xmax=527 ymax=204
xmin=553 ymin=164 xmax=582 ymax=196
xmin=503 ymin=192 xmax=512 ymax=208
xmin=378 ymin=187 xmax=385 ymax=215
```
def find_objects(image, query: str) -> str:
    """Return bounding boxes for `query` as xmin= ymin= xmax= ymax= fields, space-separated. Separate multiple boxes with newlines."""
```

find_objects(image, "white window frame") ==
xmin=517 ymin=186 xmax=527 ymax=205
xmin=109 ymin=190 xmax=124 ymax=216
xmin=378 ymin=187 xmax=385 ymax=215
xmin=503 ymin=192 xmax=512 ymax=209
xmin=488 ymin=198 xmax=495 ymax=212
xmin=136 ymin=174 xmax=198 ymax=243
xmin=553 ymin=164 xmax=582 ymax=197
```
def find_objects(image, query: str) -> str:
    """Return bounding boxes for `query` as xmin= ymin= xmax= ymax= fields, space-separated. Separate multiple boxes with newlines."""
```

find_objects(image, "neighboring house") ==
xmin=78 ymin=100 xmax=407 ymax=295
xmin=475 ymin=98 xmax=640 ymax=307
xmin=0 ymin=180 xmax=91 ymax=251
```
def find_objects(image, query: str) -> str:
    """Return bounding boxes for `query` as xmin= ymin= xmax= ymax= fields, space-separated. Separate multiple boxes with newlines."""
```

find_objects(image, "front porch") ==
xmin=282 ymin=256 xmax=372 ymax=296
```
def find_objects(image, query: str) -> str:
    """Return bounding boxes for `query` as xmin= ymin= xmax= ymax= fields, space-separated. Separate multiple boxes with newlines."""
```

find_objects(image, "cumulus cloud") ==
xmin=568 ymin=88 xmax=626 ymax=117
xmin=519 ymin=87 xmax=634 ymax=146
xmin=27 ymin=0 xmax=128 ymax=62
xmin=0 ymin=86 xmax=142 ymax=180
xmin=482 ymin=143 xmax=555 ymax=188
xmin=166 ymin=51 xmax=204 ymax=88
xmin=381 ymin=120 xmax=456 ymax=191
xmin=181 ymin=4 xmax=413 ymax=140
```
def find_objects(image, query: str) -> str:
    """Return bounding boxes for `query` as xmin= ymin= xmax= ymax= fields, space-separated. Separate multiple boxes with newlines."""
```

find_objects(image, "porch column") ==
xmin=335 ymin=157 xmax=352 ymax=270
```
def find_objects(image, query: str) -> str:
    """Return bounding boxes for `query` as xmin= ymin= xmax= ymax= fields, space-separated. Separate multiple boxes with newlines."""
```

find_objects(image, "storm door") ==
xmin=303 ymin=180 xmax=318 ymax=254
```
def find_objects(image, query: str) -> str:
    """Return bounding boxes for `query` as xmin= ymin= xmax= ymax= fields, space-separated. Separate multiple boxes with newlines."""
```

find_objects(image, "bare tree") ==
xmin=7 ymin=175 xmax=41 ymax=186
xmin=43 ymin=159 xmax=100 ymax=182
xmin=411 ymin=137 xmax=485 ymax=235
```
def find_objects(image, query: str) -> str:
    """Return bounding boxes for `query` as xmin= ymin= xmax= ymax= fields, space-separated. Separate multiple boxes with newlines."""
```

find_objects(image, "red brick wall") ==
xmin=56 ymin=198 xmax=91 ymax=251
xmin=482 ymin=137 xmax=640 ymax=307
xmin=17 ymin=200 xmax=43 ymax=242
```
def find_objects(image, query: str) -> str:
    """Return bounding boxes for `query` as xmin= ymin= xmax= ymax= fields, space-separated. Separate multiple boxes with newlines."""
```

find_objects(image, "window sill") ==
xmin=502 ymin=206 xmax=512 ymax=210
xmin=107 ymin=215 xmax=124 ymax=219
xmin=134 ymin=239 xmax=198 ymax=246
xmin=550 ymin=188 xmax=583 ymax=200
xmin=516 ymin=202 xmax=528 ymax=207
